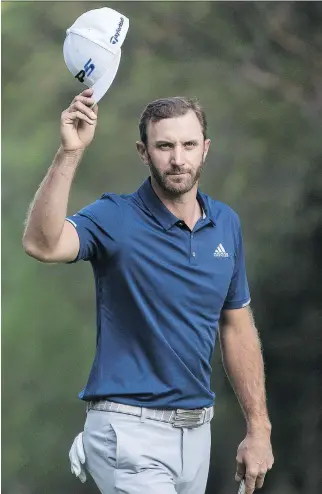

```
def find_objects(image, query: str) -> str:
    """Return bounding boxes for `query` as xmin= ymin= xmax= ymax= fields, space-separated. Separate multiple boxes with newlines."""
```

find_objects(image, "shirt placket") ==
xmin=189 ymin=231 xmax=198 ymax=265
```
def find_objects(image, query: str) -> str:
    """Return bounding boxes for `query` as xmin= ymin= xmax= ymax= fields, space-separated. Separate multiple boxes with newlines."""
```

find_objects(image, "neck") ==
xmin=151 ymin=177 xmax=202 ymax=230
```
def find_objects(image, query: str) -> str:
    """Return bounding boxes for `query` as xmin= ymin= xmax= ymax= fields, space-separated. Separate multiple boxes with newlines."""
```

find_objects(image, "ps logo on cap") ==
xmin=63 ymin=7 xmax=129 ymax=104
xmin=75 ymin=59 xmax=95 ymax=83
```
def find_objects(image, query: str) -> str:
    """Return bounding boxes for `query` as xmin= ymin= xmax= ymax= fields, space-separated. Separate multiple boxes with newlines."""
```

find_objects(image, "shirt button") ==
xmin=191 ymin=234 xmax=194 ymax=238
xmin=192 ymin=252 xmax=196 ymax=257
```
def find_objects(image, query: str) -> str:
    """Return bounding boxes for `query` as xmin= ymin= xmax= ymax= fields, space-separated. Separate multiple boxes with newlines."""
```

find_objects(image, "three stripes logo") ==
xmin=214 ymin=243 xmax=229 ymax=257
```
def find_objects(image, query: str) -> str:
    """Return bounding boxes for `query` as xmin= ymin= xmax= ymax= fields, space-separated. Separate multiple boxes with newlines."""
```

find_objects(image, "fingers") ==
xmin=62 ymin=88 xmax=98 ymax=122
xmin=70 ymin=100 xmax=97 ymax=120
xmin=71 ymin=88 xmax=94 ymax=101
xmin=71 ymin=88 xmax=95 ymax=106
xmin=72 ymin=93 xmax=95 ymax=106
xmin=255 ymin=456 xmax=273 ymax=489
xmin=245 ymin=469 xmax=257 ymax=494
xmin=236 ymin=457 xmax=268 ymax=493
xmin=244 ymin=462 xmax=272 ymax=493
xmin=79 ymin=88 xmax=94 ymax=98
xmin=62 ymin=90 xmax=97 ymax=126
xmin=235 ymin=461 xmax=246 ymax=482
xmin=66 ymin=111 xmax=96 ymax=126
xmin=255 ymin=471 xmax=266 ymax=489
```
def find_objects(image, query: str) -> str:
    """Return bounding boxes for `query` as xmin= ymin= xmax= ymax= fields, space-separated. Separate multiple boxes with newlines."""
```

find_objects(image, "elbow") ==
xmin=22 ymin=236 xmax=50 ymax=262
xmin=22 ymin=236 xmax=40 ymax=260
xmin=22 ymin=234 xmax=32 ymax=255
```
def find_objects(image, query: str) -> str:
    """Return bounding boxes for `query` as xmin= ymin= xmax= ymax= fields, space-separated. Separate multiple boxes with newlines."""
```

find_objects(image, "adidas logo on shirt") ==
xmin=214 ymin=243 xmax=229 ymax=257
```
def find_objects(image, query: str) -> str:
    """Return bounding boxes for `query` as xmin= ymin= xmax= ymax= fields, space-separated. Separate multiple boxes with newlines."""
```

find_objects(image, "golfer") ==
xmin=22 ymin=89 xmax=274 ymax=494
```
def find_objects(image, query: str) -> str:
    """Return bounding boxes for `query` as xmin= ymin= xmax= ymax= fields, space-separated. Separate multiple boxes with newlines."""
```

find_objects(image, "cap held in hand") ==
xmin=63 ymin=7 xmax=129 ymax=104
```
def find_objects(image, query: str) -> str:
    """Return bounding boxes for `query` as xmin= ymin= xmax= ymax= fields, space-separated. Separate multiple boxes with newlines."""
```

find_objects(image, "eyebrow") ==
xmin=154 ymin=139 xmax=199 ymax=146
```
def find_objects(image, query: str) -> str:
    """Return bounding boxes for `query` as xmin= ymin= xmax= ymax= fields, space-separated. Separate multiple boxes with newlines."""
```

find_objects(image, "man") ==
xmin=23 ymin=88 xmax=274 ymax=494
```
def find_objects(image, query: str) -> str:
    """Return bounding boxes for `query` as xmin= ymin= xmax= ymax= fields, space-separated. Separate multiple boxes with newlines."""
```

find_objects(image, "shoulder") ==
xmin=99 ymin=191 xmax=137 ymax=206
xmin=80 ymin=192 xmax=134 ymax=216
xmin=201 ymin=191 xmax=241 ymax=228
xmin=70 ymin=192 xmax=133 ymax=229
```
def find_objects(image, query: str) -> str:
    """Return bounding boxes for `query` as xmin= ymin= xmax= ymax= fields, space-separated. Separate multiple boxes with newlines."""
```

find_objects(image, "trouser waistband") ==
xmin=87 ymin=399 xmax=214 ymax=428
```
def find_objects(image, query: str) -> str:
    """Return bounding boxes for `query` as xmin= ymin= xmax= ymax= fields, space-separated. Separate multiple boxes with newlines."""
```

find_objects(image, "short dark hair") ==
xmin=139 ymin=97 xmax=207 ymax=146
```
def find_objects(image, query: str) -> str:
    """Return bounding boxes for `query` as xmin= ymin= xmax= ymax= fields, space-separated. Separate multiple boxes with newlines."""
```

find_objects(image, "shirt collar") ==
xmin=137 ymin=178 xmax=216 ymax=230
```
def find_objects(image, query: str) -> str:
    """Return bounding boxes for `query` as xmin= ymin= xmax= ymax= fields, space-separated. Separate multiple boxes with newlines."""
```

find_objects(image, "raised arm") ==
xmin=22 ymin=88 xmax=98 ymax=263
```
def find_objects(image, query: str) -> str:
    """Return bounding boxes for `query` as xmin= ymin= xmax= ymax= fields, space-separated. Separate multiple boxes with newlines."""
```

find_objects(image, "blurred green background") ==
xmin=2 ymin=1 xmax=322 ymax=493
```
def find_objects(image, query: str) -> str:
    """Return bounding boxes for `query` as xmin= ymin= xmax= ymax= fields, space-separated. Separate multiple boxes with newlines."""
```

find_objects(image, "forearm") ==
xmin=23 ymin=146 xmax=83 ymax=254
xmin=219 ymin=316 xmax=271 ymax=433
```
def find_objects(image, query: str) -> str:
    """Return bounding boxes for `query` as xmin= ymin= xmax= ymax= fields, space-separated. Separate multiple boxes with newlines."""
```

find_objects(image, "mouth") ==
xmin=167 ymin=172 xmax=189 ymax=176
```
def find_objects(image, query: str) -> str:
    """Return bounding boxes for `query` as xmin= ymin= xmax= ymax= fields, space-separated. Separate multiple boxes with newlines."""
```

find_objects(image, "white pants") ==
xmin=83 ymin=408 xmax=211 ymax=494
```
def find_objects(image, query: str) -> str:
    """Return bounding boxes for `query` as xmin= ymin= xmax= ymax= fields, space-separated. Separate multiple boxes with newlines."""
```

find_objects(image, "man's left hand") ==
xmin=235 ymin=428 xmax=274 ymax=494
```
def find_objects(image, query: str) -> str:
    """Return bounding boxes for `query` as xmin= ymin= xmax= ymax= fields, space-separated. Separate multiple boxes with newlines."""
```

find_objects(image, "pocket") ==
xmin=83 ymin=410 xmax=119 ymax=468
xmin=108 ymin=414 xmax=181 ymax=474
xmin=107 ymin=415 xmax=144 ymax=471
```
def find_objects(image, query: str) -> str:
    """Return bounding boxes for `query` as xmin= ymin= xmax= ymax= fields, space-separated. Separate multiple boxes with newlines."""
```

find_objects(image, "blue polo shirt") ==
xmin=66 ymin=178 xmax=250 ymax=409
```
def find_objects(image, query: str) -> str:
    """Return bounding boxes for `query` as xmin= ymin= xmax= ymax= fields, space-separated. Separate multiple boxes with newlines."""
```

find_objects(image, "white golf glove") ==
xmin=69 ymin=431 xmax=87 ymax=483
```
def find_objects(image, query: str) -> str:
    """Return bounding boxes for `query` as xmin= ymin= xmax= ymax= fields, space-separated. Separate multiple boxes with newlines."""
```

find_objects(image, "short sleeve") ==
xmin=223 ymin=218 xmax=251 ymax=310
xmin=65 ymin=193 xmax=123 ymax=263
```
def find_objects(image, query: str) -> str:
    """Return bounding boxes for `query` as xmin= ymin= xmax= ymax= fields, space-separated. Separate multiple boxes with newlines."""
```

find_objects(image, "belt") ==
xmin=87 ymin=400 xmax=214 ymax=428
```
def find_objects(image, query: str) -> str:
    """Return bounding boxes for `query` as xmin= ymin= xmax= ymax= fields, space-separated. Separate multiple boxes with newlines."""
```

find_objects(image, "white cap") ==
xmin=63 ymin=7 xmax=129 ymax=104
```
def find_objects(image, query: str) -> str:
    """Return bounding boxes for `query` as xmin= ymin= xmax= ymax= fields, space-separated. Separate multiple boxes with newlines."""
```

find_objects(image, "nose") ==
xmin=171 ymin=144 xmax=185 ymax=166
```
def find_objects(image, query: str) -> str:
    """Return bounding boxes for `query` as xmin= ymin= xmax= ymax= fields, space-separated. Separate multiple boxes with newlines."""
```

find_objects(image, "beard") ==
xmin=148 ymin=157 xmax=204 ymax=197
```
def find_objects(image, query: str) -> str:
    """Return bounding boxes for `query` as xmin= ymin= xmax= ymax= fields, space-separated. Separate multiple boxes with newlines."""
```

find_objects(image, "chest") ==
xmin=112 ymin=218 xmax=237 ymax=308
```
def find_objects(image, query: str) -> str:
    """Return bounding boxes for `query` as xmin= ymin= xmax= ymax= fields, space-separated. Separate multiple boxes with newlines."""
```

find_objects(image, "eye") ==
xmin=158 ymin=143 xmax=172 ymax=149
xmin=184 ymin=141 xmax=197 ymax=149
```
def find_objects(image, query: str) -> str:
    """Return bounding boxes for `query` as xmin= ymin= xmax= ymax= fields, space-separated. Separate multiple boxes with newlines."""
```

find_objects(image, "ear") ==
xmin=136 ymin=141 xmax=150 ymax=166
xmin=203 ymin=138 xmax=211 ymax=161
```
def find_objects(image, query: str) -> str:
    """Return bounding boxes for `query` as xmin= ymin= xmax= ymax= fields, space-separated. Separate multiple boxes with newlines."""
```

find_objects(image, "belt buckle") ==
xmin=172 ymin=408 xmax=206 ymax=428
